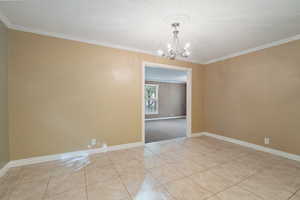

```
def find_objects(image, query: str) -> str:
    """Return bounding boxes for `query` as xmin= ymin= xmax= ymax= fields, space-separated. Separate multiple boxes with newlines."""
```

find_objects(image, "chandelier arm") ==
xmin=157 ymin=22 xmax=190 ymax=59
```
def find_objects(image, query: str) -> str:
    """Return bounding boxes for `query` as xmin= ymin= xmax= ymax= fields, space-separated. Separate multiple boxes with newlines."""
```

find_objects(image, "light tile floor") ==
xmin=1 ymin=136 xmax=300 ymax=200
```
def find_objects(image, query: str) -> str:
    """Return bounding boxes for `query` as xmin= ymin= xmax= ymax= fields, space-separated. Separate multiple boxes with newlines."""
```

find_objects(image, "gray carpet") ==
xmin=145 ymin=118 xmax=186 ymax=143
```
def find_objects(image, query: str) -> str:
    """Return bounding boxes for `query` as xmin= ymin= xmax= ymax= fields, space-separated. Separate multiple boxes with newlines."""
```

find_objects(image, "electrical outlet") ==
xmin=91 ymin=139 xmax=97 ymax=146
xmin=102 ymin=143 xmax=108 ymax=152
xmin=264 ymin=137 xmax=270 ymax=145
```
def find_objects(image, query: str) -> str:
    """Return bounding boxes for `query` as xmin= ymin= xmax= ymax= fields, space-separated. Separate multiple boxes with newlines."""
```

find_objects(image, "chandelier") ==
xmin=157 ymin=22 xmax=191 ymax=60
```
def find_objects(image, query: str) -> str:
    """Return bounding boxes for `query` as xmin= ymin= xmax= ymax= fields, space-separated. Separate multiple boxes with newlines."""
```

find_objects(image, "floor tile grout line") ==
xmin=156 ymin=151 xmax=261 ymax=200
xmin=111 ymin=157 xmax=133 ymax=200
xmin=109 ymin=149 xmax=187 ymax=199
xmin=287 ymin=188 xmax=300 ymax=200
xmin=41 ymin=176 xmax=51 ymax=200
xmin=4 ymin=166 xmax=23 ymax=200
xmin=185 ymin=161 xmax=269 ymax=200
xmin=84 ymin=166 xmax=89 ymax=200
xmin=89 ymin=145 xmax=294 ymax=200
xmin=94 ymin=144 xmax=298 ymax=200
xmin=150 ymin=156 xmax=229 ymax=198
xmin=174 ymin=152 xmax=249 ymax=179
xmin=234 ymin=171 xmax=276 ymax=200
xmin=142 ymin=140 xmax=266 ymax=188
xmin=205 ymin=170 xmax=265 ymax=200
xmin=238 ymin=163 xmax=300 ymax=199
xmin=162 ymin=175 xmax=213 ymax=200
xmin=3 ymin=138 xmax=299 ymax=200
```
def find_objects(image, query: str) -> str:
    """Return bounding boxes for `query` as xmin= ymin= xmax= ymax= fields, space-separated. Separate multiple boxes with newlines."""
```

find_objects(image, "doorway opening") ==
xmin=142 ymin=62 xmax=192 ymax=144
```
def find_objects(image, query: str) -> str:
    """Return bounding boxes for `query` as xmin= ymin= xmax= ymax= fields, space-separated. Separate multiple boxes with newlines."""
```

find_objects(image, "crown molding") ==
xmin=2 ymin=10 xmax=300 ymax=65
xmin=10 ymin=24 xmax=202 ymax=64
xmin=10 ymin=24 xmax=158 ymax=55
xmin=204 ymin=34 xmax=300 ymax=64
xmin=0 ymin=10 xmax=203 ymax=64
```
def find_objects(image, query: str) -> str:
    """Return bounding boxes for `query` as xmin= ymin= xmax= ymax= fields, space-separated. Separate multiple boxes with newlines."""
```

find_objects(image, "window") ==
xmin=145 ymin=84 xmax=159 ymax=114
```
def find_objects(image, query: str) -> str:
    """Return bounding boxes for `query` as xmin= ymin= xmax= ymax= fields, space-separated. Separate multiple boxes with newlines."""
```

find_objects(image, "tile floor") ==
xmin=1 ymin=136 xmax=300 ymax=200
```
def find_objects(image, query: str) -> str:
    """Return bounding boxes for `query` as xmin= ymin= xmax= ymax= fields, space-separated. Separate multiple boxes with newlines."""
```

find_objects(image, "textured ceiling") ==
xmin=0 ymin=0 xmax=300 ymax=64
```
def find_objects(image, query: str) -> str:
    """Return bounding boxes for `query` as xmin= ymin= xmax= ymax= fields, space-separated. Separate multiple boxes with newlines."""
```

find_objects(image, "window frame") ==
xmin=145 ymin=84 xmax=159 ymax=115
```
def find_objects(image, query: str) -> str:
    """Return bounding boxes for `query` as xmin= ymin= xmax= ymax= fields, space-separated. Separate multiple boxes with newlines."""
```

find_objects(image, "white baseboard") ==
xmin=145 ymin=116 xmax=186 ymax=121
xmin=7 ymin=147 xmax=106 ymax=168
xmin=196 ymin=132 xmax=300 ymax=162
xmin=107 ymin=142 xmax=144 ymax=151
xmin=0 ymin=163 xmax=10 ymax=178
xmin=190 ymin=132 xmax=205 ymax=137
xmin=4 ymin=141 xmax=144 ymax=174
xmin=3 ymin=131 xmax=299 ymax=177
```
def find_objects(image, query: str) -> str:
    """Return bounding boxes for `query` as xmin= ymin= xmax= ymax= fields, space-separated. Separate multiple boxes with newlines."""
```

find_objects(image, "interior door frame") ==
xmin=141 ymin=61 xmax=192 ymax=144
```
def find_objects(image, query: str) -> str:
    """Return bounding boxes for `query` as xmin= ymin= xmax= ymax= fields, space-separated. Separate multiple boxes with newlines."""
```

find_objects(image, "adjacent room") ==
xmin=144 ymin=66 xmax=188 ymax=143
xmin=0 ymin=1 xmax=300 ymax=200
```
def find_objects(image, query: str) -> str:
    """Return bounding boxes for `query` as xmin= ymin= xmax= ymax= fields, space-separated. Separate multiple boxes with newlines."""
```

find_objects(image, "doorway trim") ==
xmin=141 ymin=61 xmax=192 ymax=144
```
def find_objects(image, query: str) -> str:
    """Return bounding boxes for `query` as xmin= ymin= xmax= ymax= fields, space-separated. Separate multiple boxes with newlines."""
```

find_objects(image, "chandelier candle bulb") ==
xmin=157 ymin=22 xmax=191 ymax=60
xmin=157 ymin=50 xmax=164 ymax=56
xmin=184 ymin=43 xmax=190 ymax=49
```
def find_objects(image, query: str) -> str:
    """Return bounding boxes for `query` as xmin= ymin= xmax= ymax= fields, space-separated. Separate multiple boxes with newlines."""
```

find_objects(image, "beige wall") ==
xmin=0 ymin=20 xmax=9 ymax=168
xmin=6 ymin=28 xmax=300 ymax=159
xmin=204 ymin=40 xmax=300 ymax=155
xmin=8 ymin=30 xmax=204 ymax=160
xmin=145 ymin=81 xmax=186 ymax=119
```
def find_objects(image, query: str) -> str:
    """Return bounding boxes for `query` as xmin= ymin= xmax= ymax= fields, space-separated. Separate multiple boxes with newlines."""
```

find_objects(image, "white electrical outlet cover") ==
xmin=91 ymin=139 xmax=97 ymax=146
xmin=264 ymin=137 xmax=270 ymax=145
